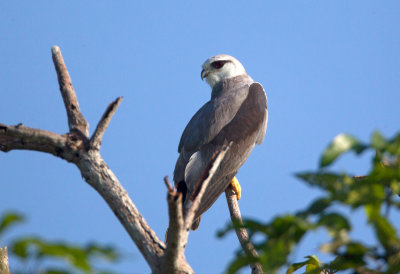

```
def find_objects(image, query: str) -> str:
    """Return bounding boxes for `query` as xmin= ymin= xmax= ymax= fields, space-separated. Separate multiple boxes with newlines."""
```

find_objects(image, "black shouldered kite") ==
xmin=174 ymin=54 xmax=268 ymax=230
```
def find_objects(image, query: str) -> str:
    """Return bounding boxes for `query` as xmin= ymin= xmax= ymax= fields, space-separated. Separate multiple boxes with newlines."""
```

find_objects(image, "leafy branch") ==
xmin=219 ymin=131 xmax=400 ymax=273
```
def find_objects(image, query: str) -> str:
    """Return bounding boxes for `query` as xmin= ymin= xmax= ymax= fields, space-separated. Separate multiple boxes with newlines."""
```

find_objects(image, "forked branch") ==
xmin=1 ymin=46 xmax=165 ymax=272
xmin=0 ymin=46 xmax=262 ymax=273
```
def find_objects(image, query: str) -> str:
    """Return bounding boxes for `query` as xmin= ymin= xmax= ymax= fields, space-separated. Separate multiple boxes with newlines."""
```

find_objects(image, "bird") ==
xmin=173 ymin=54 xmax=268 ymax=230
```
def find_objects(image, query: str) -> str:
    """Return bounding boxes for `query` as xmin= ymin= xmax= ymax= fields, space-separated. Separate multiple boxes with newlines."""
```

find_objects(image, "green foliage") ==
xmin=287 ymin=255 xmax=324 ymax=274
xmin=0 ymin=212 xmax=121 ymax=274
xmin=320 ymin=133 xmax=366 ymax=168
xmin=0 ymin=211 xmax=24 ymax=238
xmin=220 ymin=131 xmax=400 ymax=273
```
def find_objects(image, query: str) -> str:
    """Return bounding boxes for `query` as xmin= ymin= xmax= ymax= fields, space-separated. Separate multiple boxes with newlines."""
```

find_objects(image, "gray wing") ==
xmin=187 ymin=82 xmax=268 ymax=223
xmin=178 ymin=86 xmax=249 ymax=153
xmin=251 ymin=83 xmax=268 ymax=145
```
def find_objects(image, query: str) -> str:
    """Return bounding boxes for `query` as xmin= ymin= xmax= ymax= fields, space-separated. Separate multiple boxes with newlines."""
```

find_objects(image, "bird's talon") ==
xmin=231 ymin=177 xmax=241 ymax=200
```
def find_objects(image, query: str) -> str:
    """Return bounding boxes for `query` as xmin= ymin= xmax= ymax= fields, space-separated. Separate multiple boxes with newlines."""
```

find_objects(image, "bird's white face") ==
xmin=201 ymin=55 xmax=247 ymax=88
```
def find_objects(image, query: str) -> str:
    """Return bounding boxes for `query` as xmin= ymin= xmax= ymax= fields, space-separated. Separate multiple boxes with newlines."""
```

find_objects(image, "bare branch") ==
xmin=1 ymin=47 xmax=168 ymax=272
xmin=225 ymin=185 xmax=264 ymax=274
xmin=51 ymin=46 xmax=89 ymax=137
xmin=90 ymin=97 xmax=123 ymax=150
xmin=0 ymin=123 xmax=74 ymax=159
xmin=164 ymin=176 xmax=174 ymax=192
xmin=0 ymin=125 xmax=167 ymax=271
xmin=0 ymin=246 xmax=10 ymax=274
xmin=162 ymin=177 xmax=193 ymax=273
xmin=161 ymin=145 xmax=231 ymax=273
xmin=78 ymin=153 xmax=165 ymax=270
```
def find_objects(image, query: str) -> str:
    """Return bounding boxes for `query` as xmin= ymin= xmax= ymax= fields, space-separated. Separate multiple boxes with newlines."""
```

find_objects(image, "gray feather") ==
xmin=178 ymin=75 xmax=253 ymax=153
xmin=250 ymin=83 xmax=268 ymax=145
xmin=174 ymin=74 xmax=268 ymax=229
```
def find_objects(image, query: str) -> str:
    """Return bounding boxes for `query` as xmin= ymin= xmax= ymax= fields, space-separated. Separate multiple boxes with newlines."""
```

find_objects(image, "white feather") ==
xmin=184 ymin=151 xmax=204 ymax=192
xmin=202 ymin=55 xmax=248 ymax=88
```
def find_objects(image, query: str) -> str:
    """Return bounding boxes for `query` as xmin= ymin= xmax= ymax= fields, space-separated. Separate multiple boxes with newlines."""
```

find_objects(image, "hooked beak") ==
xmin=201 ymin=69 xmax=209 ymax=80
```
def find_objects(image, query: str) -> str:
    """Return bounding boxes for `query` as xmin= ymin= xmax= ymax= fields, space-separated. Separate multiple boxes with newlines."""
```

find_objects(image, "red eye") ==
xmin=212 ymin=61 xmax=224 ymax=69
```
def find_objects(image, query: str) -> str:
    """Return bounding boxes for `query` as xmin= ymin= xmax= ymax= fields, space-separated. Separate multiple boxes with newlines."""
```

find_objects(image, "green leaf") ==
xmin=241 ymin=219 xmax=268 ymax=234
xmin=303 ymin=197 xmax=332 ymax=216
xmin=259 ymin=238 xmax=291 ymax=271
xmin=369 ymin=161 xmax=400 ymax=186
xmin=345 ymin=242 xmax=369 ymax=256
xmin=365 ymin=204 xmax=398 ymax=251
xmin=85 ymin=243 xmax=119 ymax=262
xmin=320 ymin=134 xmax=366 ymax=167
xmin=11 ymin=237 xmax=32 ymax=259
xmin=287 ymin=260 xmax=309 ymax=273
xmin=217 ymin=219 xmax=268 ymax=238
xmin=0 ymin=211 xmax=24 ymax=238
xmin=11 ymin=237 xmax=91 ymax=271
xmin=287 ymin=255 xmax=322 ymax=274
xmin=371 ymin=131 xmax=388 ymax=150
xmin=296 ymin=172 xmax=344 ymax=192
xmin=330 ymin=254 xmax=364 ymax=270
xmin=390 ymin=180 xmax=400 ymax=195
xmin=386 ymin=133 xmax=400 ymax=156
xmin=305 ymin=255 xmax=322 ymax=272
xmin=318 ymin=213 xmax=351 ymax=233
xmin=330 ymin=242 xmax=369 ymax=270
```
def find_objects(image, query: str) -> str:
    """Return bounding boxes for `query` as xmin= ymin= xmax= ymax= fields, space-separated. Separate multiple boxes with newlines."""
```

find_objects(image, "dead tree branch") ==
xmin=1 ymin=46 xmax=259 ymax=273
xmin=162 ymin=176 xmax=192 ymax=273
xmin=52 ymin=46 xmax=89 ymax=137
xmin=1 ymin=46 xmax=166 ymax=272
xmin=90 ymin=97 xmax=123 ymax=150
xmin=161 ymin=145 xmax=231 ymax=273
xmin=0 ymin=246 xmax=10 ymax=274
xmin=225 ymin=186 xmax=264 ymax=274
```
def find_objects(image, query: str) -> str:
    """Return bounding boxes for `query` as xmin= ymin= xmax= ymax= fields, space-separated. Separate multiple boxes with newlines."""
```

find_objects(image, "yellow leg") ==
xmin=231 ymin=176 xmax=241 ymax=200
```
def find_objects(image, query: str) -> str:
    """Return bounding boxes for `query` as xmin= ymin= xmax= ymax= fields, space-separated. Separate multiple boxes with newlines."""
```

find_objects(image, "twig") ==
xmin=164 ymin=176 xmax=174 ymax=192
xmin=225 ymin=185 xmax=264 ymax=274
xmin=51 ymin=46 xmax=89 ymax=137
xmin=90 ymin=97 xmax=123 ymax=150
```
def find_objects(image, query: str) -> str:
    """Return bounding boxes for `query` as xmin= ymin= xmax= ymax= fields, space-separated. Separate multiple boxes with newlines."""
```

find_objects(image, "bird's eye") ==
xmin=212 ymin=61 xmax=225 ymax=69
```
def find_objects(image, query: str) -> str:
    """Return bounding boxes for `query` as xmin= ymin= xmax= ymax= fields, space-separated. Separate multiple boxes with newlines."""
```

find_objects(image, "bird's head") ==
xmin=201 ymin=55 xmax=247 ymax=88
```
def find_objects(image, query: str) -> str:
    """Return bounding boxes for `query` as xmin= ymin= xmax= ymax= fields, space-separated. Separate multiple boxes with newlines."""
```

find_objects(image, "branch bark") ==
xmin=225 ymin=186 xmax=264 ymax=274
xmin=90 ymin=97 xmax=123 ymax=150
xmin=161 ymin=145 xmax=231 ymax=273
xmin=52 ymin=46 xmax=89 ymax=137
xmin=0 ymin=246 xmax=10 ymax=274
xmin=162 ymin=177 xmax=193 ymax=273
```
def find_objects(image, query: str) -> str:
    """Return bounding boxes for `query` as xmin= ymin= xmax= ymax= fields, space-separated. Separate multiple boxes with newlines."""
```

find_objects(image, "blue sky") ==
xmin=1 ymin=1 xmax=399 ymax=273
